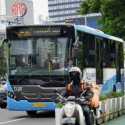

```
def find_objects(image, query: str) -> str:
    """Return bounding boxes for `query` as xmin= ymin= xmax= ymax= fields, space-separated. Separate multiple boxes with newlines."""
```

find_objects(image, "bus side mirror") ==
xmin=73 ymin=37 xmax=80 ymax=48
xmin=0 ymin=39 xmax=8 ymax=47
xmin=72 ymin=40 xmax=80 ymax=58
xmin=3 ymin=39 xmax=8 ymax=44
xmin=72 ymin=47 xmax=79 ymax=58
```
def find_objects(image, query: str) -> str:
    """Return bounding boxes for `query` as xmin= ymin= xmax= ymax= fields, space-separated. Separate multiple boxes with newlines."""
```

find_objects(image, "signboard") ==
xmin=11 ymin=2 xmax=27 ymax=17
xmin=6 ymin=0 xmax=34 ymax=25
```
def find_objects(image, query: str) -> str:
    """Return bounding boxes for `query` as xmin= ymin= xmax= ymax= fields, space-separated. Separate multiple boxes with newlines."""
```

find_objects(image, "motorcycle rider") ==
xmin=65 ymin=67 xmax=100 ymax=125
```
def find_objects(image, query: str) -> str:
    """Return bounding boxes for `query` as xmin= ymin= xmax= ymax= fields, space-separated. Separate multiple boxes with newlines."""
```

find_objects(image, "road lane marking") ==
xmin=0 ymin=118 xmax=25 ymax=124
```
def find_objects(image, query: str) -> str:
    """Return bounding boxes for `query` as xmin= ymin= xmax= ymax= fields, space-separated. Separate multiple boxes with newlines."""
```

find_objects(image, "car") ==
xmin=0 ymin=80 xmax=7 ymax=108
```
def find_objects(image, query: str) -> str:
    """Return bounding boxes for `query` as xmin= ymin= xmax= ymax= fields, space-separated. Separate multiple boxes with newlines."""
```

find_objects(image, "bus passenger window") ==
xmin=73 ymin=31 xmax=84 ymax=69
xmin=83 ymin=34 xmax=96 ymax=68
xmin=103 ymin=40 xmax=116 ymax=68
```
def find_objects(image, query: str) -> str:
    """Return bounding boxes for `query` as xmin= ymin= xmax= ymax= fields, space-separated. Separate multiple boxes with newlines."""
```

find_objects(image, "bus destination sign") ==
xmin=15 ymin=27 xmax=63 ymax=38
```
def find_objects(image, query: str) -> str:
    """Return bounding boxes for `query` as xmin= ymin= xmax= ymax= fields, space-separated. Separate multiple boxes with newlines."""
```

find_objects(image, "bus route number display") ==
xmin=16 ymin=27 xmax=63 ymax=38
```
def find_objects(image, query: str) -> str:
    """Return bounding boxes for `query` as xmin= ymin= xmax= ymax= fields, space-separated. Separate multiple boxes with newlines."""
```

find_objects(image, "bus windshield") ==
xmin=9 ymin=37 xmax=68 ymax=76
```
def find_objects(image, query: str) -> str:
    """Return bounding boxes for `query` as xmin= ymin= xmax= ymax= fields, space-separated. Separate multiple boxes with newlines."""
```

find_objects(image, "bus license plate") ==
xmin=32 ymin=102 xmax=47 ymax=108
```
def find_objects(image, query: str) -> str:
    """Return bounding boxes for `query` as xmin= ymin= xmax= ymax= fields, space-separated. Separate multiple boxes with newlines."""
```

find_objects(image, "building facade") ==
xmin=48 ymin=0 xmax=84 ymax=23
xmin=0 ymin=0 xmax=6 ymax=15
xmin=65 ymin=13 xmax=101 ymax=29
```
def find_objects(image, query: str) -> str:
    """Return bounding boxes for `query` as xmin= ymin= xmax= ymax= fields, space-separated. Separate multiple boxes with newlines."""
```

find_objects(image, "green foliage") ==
xmin=0 ymin=45 xmax=6 ymax=78
xmin=80 ymin=0 xmax=101 ymax=14
xmin=108 ymin=91 xmax=124 ymax=98
xmin=56 ymin=103 xmax=63 ymax=108
xmin=100 ymin=92 xmax=124 ymax=101
xmin=99 ymin=95 xmax=108 ymax=101
xmin=80 ymin=0 xmax=125 ymax=40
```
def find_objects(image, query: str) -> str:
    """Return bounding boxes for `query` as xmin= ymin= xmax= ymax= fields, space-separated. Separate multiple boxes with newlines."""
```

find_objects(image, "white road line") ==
xmin=0 ymin=118 xmax=25 ymax=125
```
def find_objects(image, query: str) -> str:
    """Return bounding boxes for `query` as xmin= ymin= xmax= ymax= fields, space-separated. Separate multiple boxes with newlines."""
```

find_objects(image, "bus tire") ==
xmin=26 ymin=111 xmax=37 ymax=117
xmin=0 ymin=103 xmax=7 ymax=109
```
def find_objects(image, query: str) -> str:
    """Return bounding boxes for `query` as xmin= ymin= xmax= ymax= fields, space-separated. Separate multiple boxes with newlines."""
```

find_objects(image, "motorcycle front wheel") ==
xmin=63 ymin=121 xmax=79 ymax=125
xmin=90 ymin=111 xmax=96 ymax=125
xmin=63 ymin=123 xmax=80 ymax=125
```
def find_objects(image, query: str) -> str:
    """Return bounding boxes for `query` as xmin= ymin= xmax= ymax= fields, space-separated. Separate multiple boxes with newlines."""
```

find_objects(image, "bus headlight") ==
xmin=64 ymin=102 xmax=75 ymax=117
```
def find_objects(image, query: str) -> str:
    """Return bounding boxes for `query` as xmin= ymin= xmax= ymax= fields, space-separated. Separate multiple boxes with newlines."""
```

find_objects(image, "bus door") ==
xmin=102 ymin=40 xmax=117 ymax=94
xmin=73 ymin=31 xmax=96 ymax=83
xmin=116 ymin=43 xmax=124 ymax=92
xmin=95 ymin=37 xmax=103 ymax=85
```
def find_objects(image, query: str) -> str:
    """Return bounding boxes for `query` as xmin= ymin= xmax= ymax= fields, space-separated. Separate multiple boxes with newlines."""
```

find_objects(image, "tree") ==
xmin=0 ymin=45 xmax=6 ymax=79
xmin=80 ymin=0 xmax=125 ymax=40
xmin=80 ymin=0 xmax=101 ymax=14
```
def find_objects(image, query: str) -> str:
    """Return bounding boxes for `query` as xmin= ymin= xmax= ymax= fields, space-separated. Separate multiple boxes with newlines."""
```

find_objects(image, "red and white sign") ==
xmin=11 ymin=2 xmax=27 ymax=17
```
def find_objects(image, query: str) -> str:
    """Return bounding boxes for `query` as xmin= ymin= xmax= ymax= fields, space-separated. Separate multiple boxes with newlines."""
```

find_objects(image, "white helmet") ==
xmin=69 ymin=67 xmax=82 ymax=79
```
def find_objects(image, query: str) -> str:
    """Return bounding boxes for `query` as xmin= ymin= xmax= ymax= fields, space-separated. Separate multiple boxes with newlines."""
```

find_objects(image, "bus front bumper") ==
xmin=7 ymin=97 xmax=56 ymax=111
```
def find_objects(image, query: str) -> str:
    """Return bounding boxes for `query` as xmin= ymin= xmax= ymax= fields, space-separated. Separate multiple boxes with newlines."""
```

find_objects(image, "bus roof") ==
xmin=75 ymin=25 xmax=124 ymax=43
xmin=6 ymin=24 xmax=74 ymax=29
xmin=7 ymin=24 xmax=124 ymax=43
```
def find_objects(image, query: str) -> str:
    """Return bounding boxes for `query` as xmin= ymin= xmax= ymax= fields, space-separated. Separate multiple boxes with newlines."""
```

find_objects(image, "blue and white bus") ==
xmin=5 ymin=24 xmax=124 ymax=116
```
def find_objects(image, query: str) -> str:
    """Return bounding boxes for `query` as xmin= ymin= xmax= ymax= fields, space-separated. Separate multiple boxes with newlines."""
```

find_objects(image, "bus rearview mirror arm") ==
xmin=0 ymin=39 xmax=8 ymax=47
xmin=73 ymin=37 xmax=79 ymax=48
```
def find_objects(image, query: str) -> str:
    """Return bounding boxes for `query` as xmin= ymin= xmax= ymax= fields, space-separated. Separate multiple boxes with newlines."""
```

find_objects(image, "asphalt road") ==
xmin=105 ymin=115 xmax=125 ymax=125
xmin=0 ymin=109 xmax=55 ymax=125
xmin=0 ymin=109 xmax=125 ymax=125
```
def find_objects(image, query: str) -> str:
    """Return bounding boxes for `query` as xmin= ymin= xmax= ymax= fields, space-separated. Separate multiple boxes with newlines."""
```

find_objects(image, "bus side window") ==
xmin=73 ymin=31 xmax=84 ymax=70
xmin=74 ymin=32 xmax=97 ymax=79
xmin=103 ymin=40 xmax=116 ymax=68
xmin=95 ymin=37 xmax=103 ymax=84
xmin=116 ymin=43 xmax=124 ymax=82
xmin=83 ymin=34 xmax=96 ymax=68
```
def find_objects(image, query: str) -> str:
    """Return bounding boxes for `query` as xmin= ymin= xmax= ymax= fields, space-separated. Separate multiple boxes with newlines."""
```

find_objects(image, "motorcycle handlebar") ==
xmin=55 ymin=91 xmax=88 ymax=104
xmin=54 ymin=89 xmax=90 ymax=105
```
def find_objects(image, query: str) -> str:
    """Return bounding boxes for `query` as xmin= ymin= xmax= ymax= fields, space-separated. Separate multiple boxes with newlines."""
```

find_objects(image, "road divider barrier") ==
xmin=97 ymin=95 xmax=125 ymax=124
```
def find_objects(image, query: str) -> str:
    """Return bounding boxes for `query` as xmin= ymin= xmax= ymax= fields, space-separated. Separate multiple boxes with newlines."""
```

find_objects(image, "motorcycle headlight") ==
xmin=64 ymin=102 xmax=75 ymax=117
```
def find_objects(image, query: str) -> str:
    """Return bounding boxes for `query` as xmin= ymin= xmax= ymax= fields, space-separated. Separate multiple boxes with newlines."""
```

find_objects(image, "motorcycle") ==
xmin=55 ymin=90 xmax=96 ymax=125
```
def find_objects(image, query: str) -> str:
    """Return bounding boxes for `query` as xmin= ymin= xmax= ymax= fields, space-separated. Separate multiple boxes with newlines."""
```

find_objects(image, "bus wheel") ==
xmin=26 ymin=111 xmax=37 ymax=117
xmin=0 ymin=103 xmax=7 ymax=109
